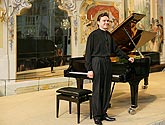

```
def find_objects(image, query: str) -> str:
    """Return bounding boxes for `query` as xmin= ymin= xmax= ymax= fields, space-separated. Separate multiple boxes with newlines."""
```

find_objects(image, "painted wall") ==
xmin=0 ymin=21 xmax=3 ymax=48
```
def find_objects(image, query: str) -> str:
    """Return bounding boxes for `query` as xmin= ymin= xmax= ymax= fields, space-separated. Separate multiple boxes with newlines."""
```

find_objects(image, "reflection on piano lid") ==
xmin=111 ymin=13 xmax=156 ymax=54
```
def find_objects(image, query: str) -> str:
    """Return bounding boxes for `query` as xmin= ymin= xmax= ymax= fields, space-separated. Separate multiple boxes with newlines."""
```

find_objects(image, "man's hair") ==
xmin=97 ymin=12 xmax=109 ymax=21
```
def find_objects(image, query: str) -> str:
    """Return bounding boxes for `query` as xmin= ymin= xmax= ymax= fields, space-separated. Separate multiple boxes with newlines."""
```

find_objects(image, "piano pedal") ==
xmin=128 ymin=106 xmax=138 ymax=115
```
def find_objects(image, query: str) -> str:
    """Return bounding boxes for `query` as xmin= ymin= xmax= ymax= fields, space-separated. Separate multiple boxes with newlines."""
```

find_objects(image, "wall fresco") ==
xmin=80 ymin=4 xmax=119 ymax=43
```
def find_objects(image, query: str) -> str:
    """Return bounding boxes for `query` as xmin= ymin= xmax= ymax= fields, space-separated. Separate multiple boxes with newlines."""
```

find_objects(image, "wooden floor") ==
xmin=0 ymin=71 xmax=165 ymax=125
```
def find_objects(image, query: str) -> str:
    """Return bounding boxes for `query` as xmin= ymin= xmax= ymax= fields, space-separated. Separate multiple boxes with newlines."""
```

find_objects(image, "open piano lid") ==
xmin=111 ymin=13 xmax=156 ymax=53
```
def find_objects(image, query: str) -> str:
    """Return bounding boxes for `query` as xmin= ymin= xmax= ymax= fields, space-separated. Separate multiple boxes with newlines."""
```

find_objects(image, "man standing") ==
xmin=85 ymin=12 xmax=134 ymax=125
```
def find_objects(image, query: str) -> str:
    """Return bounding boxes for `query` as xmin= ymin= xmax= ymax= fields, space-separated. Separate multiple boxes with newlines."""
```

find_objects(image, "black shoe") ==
xmin=102 ymin=115 xmax=116 ymax=121
xmin=94 ymin=119 xmax=103 ymax=125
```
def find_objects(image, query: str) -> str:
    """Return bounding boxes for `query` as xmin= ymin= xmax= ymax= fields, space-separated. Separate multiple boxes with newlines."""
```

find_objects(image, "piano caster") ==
xmin=142 ymin=85 xmax=148 ymax=89
xmin=128 ymin=107 xmax=137 ymax=115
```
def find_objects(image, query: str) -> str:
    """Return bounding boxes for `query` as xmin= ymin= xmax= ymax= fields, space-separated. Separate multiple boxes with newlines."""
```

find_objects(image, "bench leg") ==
xmin=69 ymin=101 xmax=71 ymax=114
xmin=77 ymin=102 xmax=80 ymax=124
xmin=89 ymin=96 xmax=92 ymax=119
xmin=56 ymin=96 xmax=59 ymax=118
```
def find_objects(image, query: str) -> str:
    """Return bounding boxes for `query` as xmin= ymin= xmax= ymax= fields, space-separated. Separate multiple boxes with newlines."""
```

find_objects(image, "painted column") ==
xmin=0 ymin=5 xmax=9 ymax=80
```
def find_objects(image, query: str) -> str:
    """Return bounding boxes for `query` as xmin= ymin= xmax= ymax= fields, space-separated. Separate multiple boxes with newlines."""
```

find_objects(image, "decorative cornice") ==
xmin=56 ymin=0 xmax=76 ymax=16
xmin=9 ymin=0 xmax=32 ymax=17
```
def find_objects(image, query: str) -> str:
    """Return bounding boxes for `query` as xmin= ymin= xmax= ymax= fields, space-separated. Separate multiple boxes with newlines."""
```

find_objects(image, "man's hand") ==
xmin=128 ymin=57 xmax=134 ymax=63
xmin=87 ymin=71 xmax=94 ymax=78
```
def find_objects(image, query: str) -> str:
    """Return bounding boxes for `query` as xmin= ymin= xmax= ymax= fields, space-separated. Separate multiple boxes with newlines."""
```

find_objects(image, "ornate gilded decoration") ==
xmin=7 ymin=0 xmax=32 ymax=50
xmin=0 ymin=7 xmax=6 ymax=22
xmin=0 ymin=7 xmax=3 ymax=48
xmin=56 ymin=0 xmax=76 ymax=16
xmin=9 ymin=0 xmax=32 ymax=16
xmin=61 ymin=19 xmax=71 ymax=30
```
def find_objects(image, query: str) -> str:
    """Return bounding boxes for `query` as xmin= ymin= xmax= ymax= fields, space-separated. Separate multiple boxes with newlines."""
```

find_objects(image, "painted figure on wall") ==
xmin=145 ymin=0 xmax=164 ymax=53
xmin=81 ymin=5 xmax=119 ymax=43
xmin=147 ymin=17 xmax=163 ymax=53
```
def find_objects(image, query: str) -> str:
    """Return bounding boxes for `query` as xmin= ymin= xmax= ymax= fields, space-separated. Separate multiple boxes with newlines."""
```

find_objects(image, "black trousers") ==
xmin=92 ymin=57 xmax=112 ymax=119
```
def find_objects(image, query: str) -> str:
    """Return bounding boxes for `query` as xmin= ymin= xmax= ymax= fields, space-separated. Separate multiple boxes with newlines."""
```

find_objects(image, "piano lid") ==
xmin=111 ymin=13 xmax=156 ymax=53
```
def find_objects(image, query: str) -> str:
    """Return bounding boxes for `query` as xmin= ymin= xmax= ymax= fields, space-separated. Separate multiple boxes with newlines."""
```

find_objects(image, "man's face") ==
xmin=97 ymin=16 xmax=110 ymax=31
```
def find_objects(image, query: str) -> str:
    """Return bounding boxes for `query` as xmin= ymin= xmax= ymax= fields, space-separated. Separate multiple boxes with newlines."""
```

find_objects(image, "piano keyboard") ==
xmin=69 ymin=72 xmax=120 ymax=78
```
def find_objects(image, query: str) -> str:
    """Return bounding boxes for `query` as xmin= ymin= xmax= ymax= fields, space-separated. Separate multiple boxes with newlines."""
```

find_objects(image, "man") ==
xmin=85 ymin=12 xmax=134 ymax=125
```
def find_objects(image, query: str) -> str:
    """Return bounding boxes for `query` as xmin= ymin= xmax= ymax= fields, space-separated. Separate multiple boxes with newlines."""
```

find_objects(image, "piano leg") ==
xmin=109 ymin=82 xmax=116 ymax=108
xmin=51 ymin=65 xmax=54 ymax=73
xmin=128 ymin=80 xmax=140 ymax=115
xmin=76 ymin=78 xmax=84 ymax=89
xmin=142 ymin=77 xmax=148 ymax=89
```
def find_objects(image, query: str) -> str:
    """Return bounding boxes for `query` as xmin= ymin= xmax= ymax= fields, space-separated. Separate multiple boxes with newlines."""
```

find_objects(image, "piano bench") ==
xmin=56 ymin=87 xmax=92 ymax=124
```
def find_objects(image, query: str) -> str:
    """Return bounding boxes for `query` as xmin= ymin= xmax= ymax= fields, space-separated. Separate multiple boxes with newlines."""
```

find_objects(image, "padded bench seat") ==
xmin=56 ymin=87 xmax=92 ymax=124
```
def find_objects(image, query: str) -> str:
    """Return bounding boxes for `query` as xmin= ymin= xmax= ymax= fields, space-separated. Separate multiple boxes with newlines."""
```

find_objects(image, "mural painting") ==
xmin=80 ymin=5 xmax=119 ymax=44
xmin=145 ymin=0 xmax=163 ymax=53
xmin=133 ymin=0 xmax=163 ymax=53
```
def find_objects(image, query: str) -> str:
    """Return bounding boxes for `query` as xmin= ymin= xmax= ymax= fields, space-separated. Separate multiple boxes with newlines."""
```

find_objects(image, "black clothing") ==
xmin=85 ymin=28 xmax=129 ymax=119
xmin=92 ymin=56 xmax=111 ymax=118
xmin=101 ymin=114 xmax=116 ymax=121
xmin=94 ymin=118 xmax=103 ymax=125
xmin=85 ymin=28 xmax=129 ymax=71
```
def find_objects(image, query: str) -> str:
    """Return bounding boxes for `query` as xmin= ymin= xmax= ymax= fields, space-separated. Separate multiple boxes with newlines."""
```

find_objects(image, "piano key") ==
xmin=112 ymin=75 xmax=120 ymax=78
xmin=69 ymin=72 xmax=88 ymax=75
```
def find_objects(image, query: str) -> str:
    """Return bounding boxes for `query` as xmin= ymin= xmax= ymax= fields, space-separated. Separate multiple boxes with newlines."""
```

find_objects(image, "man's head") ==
xmin=97 ymin=12 xmax=110 ymax=31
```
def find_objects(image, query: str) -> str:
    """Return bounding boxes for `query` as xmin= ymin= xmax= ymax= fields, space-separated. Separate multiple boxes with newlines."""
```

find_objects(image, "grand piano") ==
xmin=64 ymin=13 xmax=159 ymax=114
